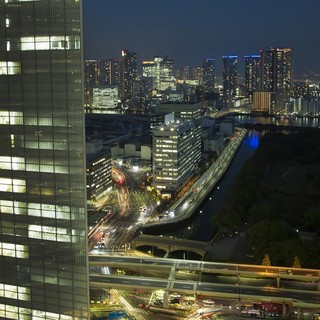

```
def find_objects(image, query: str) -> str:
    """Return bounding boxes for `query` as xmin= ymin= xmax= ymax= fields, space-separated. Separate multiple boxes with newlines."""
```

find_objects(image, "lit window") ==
xmin=0 ymin=178 xmax=26 ymax=193
xmin=0 ymin=61 xmax=21 ymax=75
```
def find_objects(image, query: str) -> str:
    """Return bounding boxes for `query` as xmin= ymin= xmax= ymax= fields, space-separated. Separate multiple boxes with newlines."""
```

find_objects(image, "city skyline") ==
xmin=83 ymin=0 xmax=320 ymax=75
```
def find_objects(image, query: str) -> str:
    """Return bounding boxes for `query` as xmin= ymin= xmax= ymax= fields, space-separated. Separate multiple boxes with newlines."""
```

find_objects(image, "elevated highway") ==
xmin=89 ymin=255 xmax=320 ymax=311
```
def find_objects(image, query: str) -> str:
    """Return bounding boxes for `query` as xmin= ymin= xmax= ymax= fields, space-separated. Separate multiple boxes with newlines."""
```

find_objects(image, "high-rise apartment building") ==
xmin=0 ymin=0 xmax=89 ymax=319
xmin=121 ymin=49 xmax=137 ymax=101
xmin=222 ymin=55 xmax=238 ymax=107
xmin=100 ymin=58 xmax=121 ymax=87
xmin=84 ymin=60 xmax=100 ymax=88
xmin=244 ymin=55 xmax=261 ymax=95
xmin=260 ymin=47 xmax=293 ymax=112
xmin=201 ymin=58 xmax=215 ymax=93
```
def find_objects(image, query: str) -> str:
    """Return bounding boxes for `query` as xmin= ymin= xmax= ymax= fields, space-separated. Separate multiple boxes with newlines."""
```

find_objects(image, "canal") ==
xmin=182 ymin=130 xmax=261 ymax=242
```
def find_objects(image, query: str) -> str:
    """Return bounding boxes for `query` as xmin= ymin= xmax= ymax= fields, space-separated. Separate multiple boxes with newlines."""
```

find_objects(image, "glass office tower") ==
xmin=0 ymin=0 xmax=89 ymax=319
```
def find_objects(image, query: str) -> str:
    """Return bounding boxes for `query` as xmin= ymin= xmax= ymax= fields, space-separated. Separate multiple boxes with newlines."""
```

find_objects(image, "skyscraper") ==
xmin=222 ymin=55 xmax=238 ymax=107
xmin=260 ymin=47 xmax=293 ymax=112
xmin=201 ymin=58 xmax=215 ymax=94
xmin=0 ymin=0 xmax=89 ymax=319
xmin=121 ymin=49 xmax=137 ymax=101
xmin=142 ymin=56 xmax=175 ymax=92
xmin=100 ymin=58 xmax=121 ymax=87
xmin=244 ymin=55 xmax=261 ymax=95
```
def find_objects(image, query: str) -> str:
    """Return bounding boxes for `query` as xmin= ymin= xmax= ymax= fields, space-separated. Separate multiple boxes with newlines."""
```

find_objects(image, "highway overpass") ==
xmin=89 ymin=255 xmax=320 ymax=312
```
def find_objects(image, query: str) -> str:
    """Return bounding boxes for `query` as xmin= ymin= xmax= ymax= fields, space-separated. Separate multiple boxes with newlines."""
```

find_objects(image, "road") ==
xmin=89 ymin=255 xmax=320 ymax=308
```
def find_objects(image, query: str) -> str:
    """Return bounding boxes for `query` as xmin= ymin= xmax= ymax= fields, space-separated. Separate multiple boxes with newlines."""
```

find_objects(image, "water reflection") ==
xmin=235 ymin=115 xmax=320 ymax=128
xmin=244 ymin=130 xmax=260 ymax=150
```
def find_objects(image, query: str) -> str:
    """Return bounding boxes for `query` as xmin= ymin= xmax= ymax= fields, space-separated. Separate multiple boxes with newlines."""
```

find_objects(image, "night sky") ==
xmin=83 ymin=0 xmax=320 ymax=76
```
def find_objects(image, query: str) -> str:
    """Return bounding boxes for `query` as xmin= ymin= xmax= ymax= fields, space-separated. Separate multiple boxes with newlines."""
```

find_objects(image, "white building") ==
xmin=153 ymin=121 xmax=198 ymax=197
xmin=92 ymin=86 xmax=119 ymax=113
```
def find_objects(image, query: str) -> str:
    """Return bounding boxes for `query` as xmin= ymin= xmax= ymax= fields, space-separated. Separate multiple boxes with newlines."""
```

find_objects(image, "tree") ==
xmin=292 ymin=255 xmax=301 ymax=268
xmin=261 ymin=254 xmax=271 ymax=266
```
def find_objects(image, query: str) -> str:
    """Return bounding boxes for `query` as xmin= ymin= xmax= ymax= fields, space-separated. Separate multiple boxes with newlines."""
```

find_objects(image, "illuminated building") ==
xmin=244 ymin=55 xmax=261 ymax=95
xmin=202 ymin=58 xmax=215 ymax=93
xmin=260 ymin=47 xmax=293 ymax=113
xmin=156 ymin=103 xmax=202 ymax=164
xmin=0 ymin=0 xmax=89 ymax=319
xmin=84 ymin=60 xmax=100 ymax=87
xmin=252 ymin=92 xmax=272 ymax=112
xmin=222 ymin=55 xmax=238 ymax=107
xmin=86 ymin=150 xmax=112 ymax=205
xmin=100 ymin=58 xmax=121 ymax=86
xmin=142 ymin=56 xmax=175 ymax=92
xmin=153 ymin=121 xmax=197 ymax=197
xmin=121 ymin=49 xmax=137 ymax=101
xmin=84 ymin=60 xmax=100 ymax=108
xmin=92 ymin=86 xmax=119 ymax=113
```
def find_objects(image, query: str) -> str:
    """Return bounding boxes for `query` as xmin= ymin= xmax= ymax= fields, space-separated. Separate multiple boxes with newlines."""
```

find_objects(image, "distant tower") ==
xmin=202 ymin=58 xmax=215 ymax=93
xmin=260 ymin=47 xmax=293 ymax=112
xmin=182 ymin=65 xmax=190 ymax=80
xmin=142 ymin=56 xmax=175 ymax=92
xmin=84 ymin=60 xmax=100 ymax=87
xmin=244 ymin=55 xmax=261 ymax=95
xmin=222 ymin=55 xmax=238 ymax=107
xmin=121 ymin=49 xmax=137 ymax=101
xmin=100 ymin=58 xmax=121 ymax=86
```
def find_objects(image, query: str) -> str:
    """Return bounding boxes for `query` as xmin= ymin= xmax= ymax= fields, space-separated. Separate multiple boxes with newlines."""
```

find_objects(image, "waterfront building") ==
xmin=260 ymin=47 xmax=293 ymax=113
xmin=204 ymin=133 xmax=224 ymax=154
xmin=121 ymin=49 xmax=137 ymax=101
xmin=219 ymin=119 xmax=235 ymax=136
xmin=244 ymin=55 xmax=261 ymax=95
xmin=252 ymin=92 xmax=272 ymax=113
xmin=153 ymin=121 xmax=197 ymax=197
xmin=222 ymin=55 xmax=238 ymax=107
xmin=202 ymin=58 xmax=215 ymax=93
xmin=0 ymin=0 xmax=89 ymax=319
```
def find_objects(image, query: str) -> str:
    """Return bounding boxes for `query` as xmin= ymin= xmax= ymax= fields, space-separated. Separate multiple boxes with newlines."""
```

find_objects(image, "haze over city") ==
xmin=83 ymin=0 xmax=320 ymax=74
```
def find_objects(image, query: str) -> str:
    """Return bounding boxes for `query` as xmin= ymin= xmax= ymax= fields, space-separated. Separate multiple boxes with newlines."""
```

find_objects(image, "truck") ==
xmin=261 ymin=302 xmax=287 ymax=316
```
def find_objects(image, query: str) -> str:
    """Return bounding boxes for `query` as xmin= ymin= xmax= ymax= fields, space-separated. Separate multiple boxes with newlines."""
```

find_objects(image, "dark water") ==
xmin=235 ymin=115 xmax=320 ymax=128
xmin=187 ymin=115 xmax=320 ymax=242
xmin=186 ymin=130 xmax=261 ymax=242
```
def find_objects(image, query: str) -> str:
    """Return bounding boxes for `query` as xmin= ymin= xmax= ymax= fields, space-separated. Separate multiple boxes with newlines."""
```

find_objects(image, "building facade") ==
xmin=222 ymin=55 xmax=238 ymax=107
xmin=0 ymin=0 xmax=89 ymax=319
xmin=121 ymin=49 xmax=137 ymax=101
xmin=260 ymin=47 xmax=293 ymax=113
xmin=153 ymin=121 xmax=197 ymax=197
xmin=201 ymin=58 xmax=215 ymax=93
xmin=156 ymin=103 xmax=202 ymax=164
xmin=86 ymin=151 xmax=112 ymax=204
xmin=244 ymin=55 xmax=261 ymax=95
xmin=142 ymin=56 xmax=175 ymax=92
